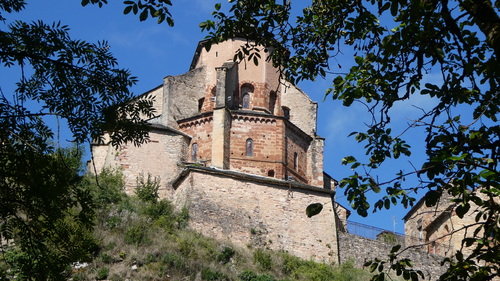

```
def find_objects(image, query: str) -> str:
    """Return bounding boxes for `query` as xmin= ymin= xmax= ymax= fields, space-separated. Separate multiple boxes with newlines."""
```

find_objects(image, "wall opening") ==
xmin=282 ymin=106 xmax=290 ymax=120
xmin=268 ymin=170 xmax=275 ymax=177
xmin=242 ymin=93 xmax=250 ymax=109
xmin=293 ymin=152 xmax=298 ymax=170
xmin=246 ymin=138 xmax=253 ymax=156
xmin=191 ymin=143 xmax=198 ymax=161
xmin=269 ymin=91 xmax=277 ymax=114
xmin=241 ymin=84 xmax=254 ymax=109
xmin=198 ymin=98 xmax=205 ymax=112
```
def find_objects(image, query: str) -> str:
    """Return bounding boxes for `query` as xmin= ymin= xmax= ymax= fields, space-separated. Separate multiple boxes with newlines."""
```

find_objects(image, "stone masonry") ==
xmin=90 ymin=38 xmax=345 ymax=263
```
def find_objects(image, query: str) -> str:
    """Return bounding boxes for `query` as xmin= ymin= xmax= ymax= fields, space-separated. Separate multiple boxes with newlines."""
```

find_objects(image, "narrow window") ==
xmin=269 ymin=91 xmax=277 ymax=114
xmin=293 ymin=152 xmax=298 ymax=170
xmin=242 ymin=93 xmax=250 ymax=109
xmin=418 ymin=226 xmax=423 ymax=240
xmin=241 ymin=84 xmax=254 ymax=109
xmin=246 ymin=138 xmax=253 ymax=156
xmin=198 ymin=98 xmax=205 ymax=112
xmin=282 ymin=106 xmax=290 ymax=120
xmin=191 ymin=143 xmax=198 ymax=161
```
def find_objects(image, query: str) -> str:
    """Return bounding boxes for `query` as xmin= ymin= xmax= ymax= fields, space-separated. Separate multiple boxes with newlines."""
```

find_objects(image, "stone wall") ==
xmin=172 ymin=167 xmax=339 ymax=263
xmin=338 ymin=232 xmax=447 ymax=280
xmin=162 ymin=66 xmax=209 ymax=128
xmin=179 ymin=115 xmax=214 ymax=163
xmin=280 ymin=82 xmax=318 ymax=136
xmin=90 ymin=127 xmax=190 ymax=196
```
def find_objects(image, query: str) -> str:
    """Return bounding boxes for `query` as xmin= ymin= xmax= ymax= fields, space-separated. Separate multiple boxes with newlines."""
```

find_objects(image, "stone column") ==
xmin=212 ymin=62 xmax=236 ymax=169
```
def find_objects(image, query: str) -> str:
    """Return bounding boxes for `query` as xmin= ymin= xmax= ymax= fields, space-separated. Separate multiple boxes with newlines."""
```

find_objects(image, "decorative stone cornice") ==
xmin=178 ymin=115 xmax=214 ymax=129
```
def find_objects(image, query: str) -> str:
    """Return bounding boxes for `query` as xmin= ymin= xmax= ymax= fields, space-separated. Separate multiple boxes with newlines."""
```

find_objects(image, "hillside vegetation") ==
xmin=1 ymin=169 xmax=372 ymax=281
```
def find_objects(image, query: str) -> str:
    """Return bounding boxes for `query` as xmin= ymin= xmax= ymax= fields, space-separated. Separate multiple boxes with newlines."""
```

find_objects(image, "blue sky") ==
xmin=2 ymin=0 xmax=444 ymax=233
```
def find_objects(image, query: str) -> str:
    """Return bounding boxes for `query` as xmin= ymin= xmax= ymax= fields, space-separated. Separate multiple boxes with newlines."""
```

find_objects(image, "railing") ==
xmin=341 ymin=220 xmax=453 ymax=255
xmin=343 ymin=220 xmax=406 ymax=244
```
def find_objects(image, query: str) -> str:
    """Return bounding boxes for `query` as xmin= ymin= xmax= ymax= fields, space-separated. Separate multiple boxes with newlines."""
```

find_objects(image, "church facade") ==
xmin=91 ymin=38 xmax=347 ymax=262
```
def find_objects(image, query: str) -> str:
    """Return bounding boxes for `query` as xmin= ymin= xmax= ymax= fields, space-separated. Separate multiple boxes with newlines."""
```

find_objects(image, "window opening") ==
xmin=282 ymin=106 xmax=290 ymax=120
xmin=198 ymin=98 xmax=205 ymax=112
xmin=293 ymin=152 xmax=298 ymax=170
xmin=268 ymin=170 xmax=275 ymax=177
xmin=269 ymin=91 xmax=277 ymax=114
xmin=246 ymin=138 xmax=253 ymax=156
xmin=191 ymin=143 xmax=198 ymax=161
xmin=242 ymin=93 xmax=250 ymax=109
xmin=241 ymin=84 xmax=254 ymax=109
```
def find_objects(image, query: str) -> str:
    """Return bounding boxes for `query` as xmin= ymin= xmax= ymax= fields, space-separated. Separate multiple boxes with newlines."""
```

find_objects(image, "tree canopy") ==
xmin=0 ymin=0 xmax=174 ymax=278
xmin=201 ymin=0 xmax=500 ymax=280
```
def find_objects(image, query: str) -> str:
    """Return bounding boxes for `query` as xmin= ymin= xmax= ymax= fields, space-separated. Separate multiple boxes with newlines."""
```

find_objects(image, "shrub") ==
xmin=135 ymin=173 xmax=160 ymax=203
xmin=176 ymin=206 xmax=190 ymax=229
xmin=254 ymin=274 xmax=276 ymax=281
xmin=253 ymin=249 xmax=273 ymax=271
xmin=96 ymin=267 xmax=109 ymax=280
xmin=161 ymin=252 xmax=187 ymax=270
xmin=100 ymin=253 xmax=114 ymax=264
xmin=104 ymin=215 xmax=122 ymax=229
xmin=201 ymin=268 xmax=228 ymax=280
xmin=239 ymin=271 xmax=276 ymax=281
xmin=84 ymin=169 xmax=125 ymax=207
xmin=239 ymin=270 xmax=258 ymax=281
xmin=217 ymin=246 xmax=235 ymax=264
xmin=124 ymin=225 xmax=149 ymax=246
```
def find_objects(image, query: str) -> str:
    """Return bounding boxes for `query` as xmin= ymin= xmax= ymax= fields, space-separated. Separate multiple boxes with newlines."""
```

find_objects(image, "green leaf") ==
xmin=390 ymin=1 xmax=398 ymax=16
xmin=123 ymin=5 xmax=132 ymax=14
xmin=391 ymin=244 xmax=401 ymax=253
xmin=306 ymin=203 xmax=323 ymax=218
xmin=139 ymin=9 xmax=148 ymax=21
xmin=455 ymin=203 xmax=470 ymax=218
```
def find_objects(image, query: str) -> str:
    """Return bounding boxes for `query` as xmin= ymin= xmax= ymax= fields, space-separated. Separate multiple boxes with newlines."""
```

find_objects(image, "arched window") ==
xmin=282 ymin=106 xmax=290 ymax=120
xmin=191 ymin=143 xmax=198 ymax=161
xmin=268 ymin=170 xmax=275 ymax=177
xmin=242 ymin=93 xmax=250 ymax=109
xmin=269 ymin=91 xmax=277 ymax=114
xmin=293 ymin=152 xmax=298 ymax=170
xmin=246 ymin=138 xmax=253 ymax=156
xmin=241 ymin=84 xmax=254 ymax=109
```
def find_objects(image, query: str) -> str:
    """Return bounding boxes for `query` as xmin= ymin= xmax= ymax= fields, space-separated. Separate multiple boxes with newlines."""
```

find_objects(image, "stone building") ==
xmin=403 ymin=194 xmax=457 ymax=256
xmin=91 ymin=38 xmax=348 ymax=263
xmin=403 ymin=191 xmax=495 ymax=258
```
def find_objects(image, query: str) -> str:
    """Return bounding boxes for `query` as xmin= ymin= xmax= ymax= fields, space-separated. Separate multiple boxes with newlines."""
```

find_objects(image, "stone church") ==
xmin=91 ymin=38 xmax=349 ymax=263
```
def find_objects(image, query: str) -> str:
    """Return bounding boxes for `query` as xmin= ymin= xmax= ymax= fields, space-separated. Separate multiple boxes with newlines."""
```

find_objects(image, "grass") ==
xmin=1 ymin=170 xmax=375 ymax=280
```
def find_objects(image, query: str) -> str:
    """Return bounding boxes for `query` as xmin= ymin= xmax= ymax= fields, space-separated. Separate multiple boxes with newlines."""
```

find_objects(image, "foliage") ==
xmin=83 ymin=169 xmax=126 ymax=208
xmin=96 ymin=267 xmax=109 ymax=280
xmin=67 ymin=181 xmax=373 ymax=280
xmin=201 ymin=268 xmax=229 ymax=280
xmin=202 ymin=0 xmax=500 ymax=279
xmin=280 ymin=253 xmax=366 ymax=281
xmin=0 ymin=0 xmax=172 ymax=278
xmin=239 ymin=271 xmax=277 ymax=281
xmin=254 ymin=249 xmax=273 ymax=271
xmin=0 ymin=147 xmax=99 ymax=279
xmin=135 ymin=173 xmax=160 ymax=203
xmin=82 ymin=0 xmax=175 ymax=25
xmin=217 ymin=246 xmax=236 ymax=264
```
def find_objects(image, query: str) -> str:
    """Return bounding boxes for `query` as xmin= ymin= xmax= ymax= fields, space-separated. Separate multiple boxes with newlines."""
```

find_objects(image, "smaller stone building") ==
xmin=403 ymin=191 xmax=493 ymax=258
